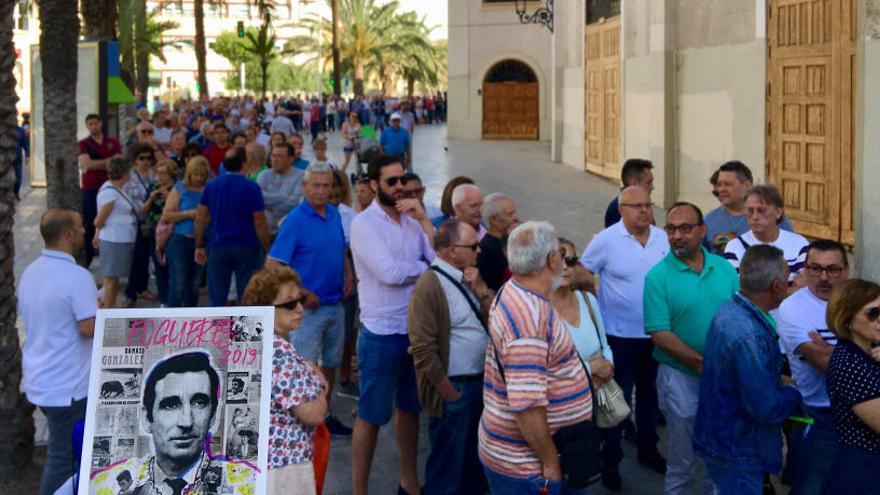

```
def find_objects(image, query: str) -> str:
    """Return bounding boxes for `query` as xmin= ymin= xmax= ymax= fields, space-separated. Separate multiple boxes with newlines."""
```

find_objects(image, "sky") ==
xmin=302 ymin=0 xmax=449 ymax=40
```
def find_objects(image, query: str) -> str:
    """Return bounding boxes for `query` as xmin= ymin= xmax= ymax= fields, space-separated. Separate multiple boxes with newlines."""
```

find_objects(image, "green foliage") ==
xmin=216 ymin=27 xmax=318 ymax=94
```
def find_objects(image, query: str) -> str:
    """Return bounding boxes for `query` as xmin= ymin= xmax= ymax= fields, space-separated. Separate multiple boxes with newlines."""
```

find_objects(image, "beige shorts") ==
xmin=268 ymin=460 xmax=316 ymax=495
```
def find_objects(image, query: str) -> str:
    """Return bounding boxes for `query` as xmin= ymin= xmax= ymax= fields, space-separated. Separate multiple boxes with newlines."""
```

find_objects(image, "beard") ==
xmin=377 ymin=185 xmax=399 ymax=207
xmin=673 ymin=246 xmax=690 ymax=258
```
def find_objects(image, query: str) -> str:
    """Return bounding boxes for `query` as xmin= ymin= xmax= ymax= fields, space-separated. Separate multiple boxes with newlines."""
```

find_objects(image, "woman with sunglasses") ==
xmin=824 ymin=279 xmax=880 ymax=493
xmin=242 ymin=266 xmax=327 ymax=495
xmin=122 ymin=143 xmax=159 ymax=307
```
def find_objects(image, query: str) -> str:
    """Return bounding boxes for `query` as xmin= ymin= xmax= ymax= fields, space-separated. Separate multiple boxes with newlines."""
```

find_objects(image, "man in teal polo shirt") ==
xmin=643 ymin=202 xmax=739 ymax=494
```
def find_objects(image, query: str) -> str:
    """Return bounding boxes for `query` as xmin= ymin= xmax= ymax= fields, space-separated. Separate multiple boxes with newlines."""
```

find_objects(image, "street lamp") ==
xmin=514 ymin=0 xmax=554 ymax=33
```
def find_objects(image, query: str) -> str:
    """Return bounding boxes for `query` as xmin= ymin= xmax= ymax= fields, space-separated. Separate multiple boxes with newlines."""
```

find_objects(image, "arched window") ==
xmin=484 ymin=60 xmax=537 ymax=84
xmin=587 ymin=0 xmax=621 ymax=25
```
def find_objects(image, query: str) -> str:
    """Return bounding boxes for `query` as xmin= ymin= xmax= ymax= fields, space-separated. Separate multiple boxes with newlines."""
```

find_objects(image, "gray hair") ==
xmin=304 ymin=162 xmax=333 ymax=182
xmin=483 ymin=192 xmax=512 ymax=219
xmin=740 ymin=244 xmax=788 ymax=293
xmin=507 ymin=221 xmax=558 ymax=276
xmin=107 ymin=156 xmax=132 ymax=181
xmin=451 ymin=184 xmax=480 ymax=207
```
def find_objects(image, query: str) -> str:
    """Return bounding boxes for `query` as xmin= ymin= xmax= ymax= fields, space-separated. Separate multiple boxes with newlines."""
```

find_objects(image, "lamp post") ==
xmin=514 ymin=0 xmax=554 ymax=33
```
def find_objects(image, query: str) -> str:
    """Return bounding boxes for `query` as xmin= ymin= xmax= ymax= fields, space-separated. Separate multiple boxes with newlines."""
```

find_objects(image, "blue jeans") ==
xmin=424 ymin=379 xmax=487 ymax=495
xmin=166 ymin=235 xmax=204 ymax=307
xmin=790 ymin=406 xmax=839 ymax=495
xmin=705 ymin=464 xmax=762 ymax=495
xmin=39 ymin=398 xmax=87 ymax=495
xmin=206 ymin=244 xmax=262 ymax=307
xmin=356 ymin=325 xmax=421 ymax=425
xmin=603 ymin=336 xmax=660 ymax=468
xmin=483 ymin=467 xmax=587 ymax=495
xmin=292 ymin=303 xmax=345 ymax=367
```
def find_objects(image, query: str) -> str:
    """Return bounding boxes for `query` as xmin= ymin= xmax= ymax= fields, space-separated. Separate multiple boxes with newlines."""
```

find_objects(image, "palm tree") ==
xmin=331 ymin=0 xmax=341 ymax=96
xmin=366 ymin=11 xmax=443 ymax=97
xmin=81 ymin=0 xmax=118 ymax=40
xmin=39 ymin=0 xmax=82 ymax=211
xmin=0 ymin=0 xmax=35 ymax=479
xmin=243 ymin=15 xmax=278 ymax=98
xmin=194 ymin=0 xmax=210 ymax=97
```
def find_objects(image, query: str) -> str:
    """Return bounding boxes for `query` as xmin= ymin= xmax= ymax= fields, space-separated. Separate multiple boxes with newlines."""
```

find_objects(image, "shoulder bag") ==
xmin=581 ymin=292 xmax=631 ymax=429
xmin=489 ymin=285 xmax=601 ymax=489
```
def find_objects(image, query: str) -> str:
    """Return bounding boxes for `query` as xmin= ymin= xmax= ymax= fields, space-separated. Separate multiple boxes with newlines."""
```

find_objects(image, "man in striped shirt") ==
xmin=479 ymin=221 xmax=592 ymax=494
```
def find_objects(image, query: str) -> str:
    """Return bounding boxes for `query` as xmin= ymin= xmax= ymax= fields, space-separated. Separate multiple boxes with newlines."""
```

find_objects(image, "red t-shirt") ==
xmin=77 ymin=136 xmax=121 ymax=191
xmin=203 ymin=142 xmax=231 ymax=176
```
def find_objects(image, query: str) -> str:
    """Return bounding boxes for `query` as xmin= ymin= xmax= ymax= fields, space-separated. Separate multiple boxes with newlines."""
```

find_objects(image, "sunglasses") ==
xmin=275 ymin=294 xmax=308 ymax=311
xmin=453 ymin=242 xmax=479 ymax=252
xmin=563 ymin=256 xmax=579 ymax=267
xmin=865 ymin=306 xmax=880 ymax=323
xmin=138 ymin=129 xmax=154 ymax=135
xmin=384 ymin=175 xmax=409 ymax=187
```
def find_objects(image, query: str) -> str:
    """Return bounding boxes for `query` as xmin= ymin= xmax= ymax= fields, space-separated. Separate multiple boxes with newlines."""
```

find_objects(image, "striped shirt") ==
xmin=479 ymin=279 xmax=593 ymax=478
xmin=723 ymin=229 xmax=809 ymax=284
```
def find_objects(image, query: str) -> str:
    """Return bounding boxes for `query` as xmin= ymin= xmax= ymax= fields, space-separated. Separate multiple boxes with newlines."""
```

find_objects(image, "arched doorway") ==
xmin=482 ymin=59 xmax=539 ymax=140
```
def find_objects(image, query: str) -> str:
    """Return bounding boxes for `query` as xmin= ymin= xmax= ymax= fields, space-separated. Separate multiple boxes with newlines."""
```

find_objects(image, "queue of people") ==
xmin=15 ymin=96 xmax=880 ymax=495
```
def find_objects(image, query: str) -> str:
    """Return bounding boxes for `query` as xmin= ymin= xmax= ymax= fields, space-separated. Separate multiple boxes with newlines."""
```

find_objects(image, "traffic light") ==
xmin=237 ymin=21 xmax=245 ymax=38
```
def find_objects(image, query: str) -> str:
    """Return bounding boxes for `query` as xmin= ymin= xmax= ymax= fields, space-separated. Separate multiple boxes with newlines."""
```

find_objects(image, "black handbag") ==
xmin=489 ymin=287 xmax=601 ymax=489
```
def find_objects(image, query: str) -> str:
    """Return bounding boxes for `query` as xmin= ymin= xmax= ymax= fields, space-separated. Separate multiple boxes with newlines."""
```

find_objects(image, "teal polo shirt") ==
xmin=643 ymin=247 xmax=739 ymax=375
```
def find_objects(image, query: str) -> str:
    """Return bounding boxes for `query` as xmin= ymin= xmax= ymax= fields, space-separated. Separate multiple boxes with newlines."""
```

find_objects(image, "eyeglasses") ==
xmin=384 ymin=175 xmax=409 ymax=187
xmin=453 ymin=242 xmax=479 ymax=251
xmin=620 ymin=202 xmax=654 ymax=210
xmin=865 ymin=306 xmax=880 ymax=323
xmin=563 ymin=256 xmax=579 ymax=267
xmin=138 ymin=129 xmax=153 ymax=135
xmin=275 ymin=294 xmax=308 ymax=311
xmin=804 ymin=264 xmax=846 ymax=278
xmin=664 ymin=223 xmax=701 ymax=235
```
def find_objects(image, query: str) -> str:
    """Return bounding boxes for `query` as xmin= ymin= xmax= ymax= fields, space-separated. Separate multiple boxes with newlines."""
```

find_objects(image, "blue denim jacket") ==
xmin=693 ymin=293 xmax=801 ymax=472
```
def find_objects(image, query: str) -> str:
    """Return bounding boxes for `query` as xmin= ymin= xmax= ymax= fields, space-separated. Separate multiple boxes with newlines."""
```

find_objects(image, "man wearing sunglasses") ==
xmin=580 ymin=185 xmax=669 ymax=489
xmin=408 ymin=219 xmax=492 ymax=495
xmin=643 ymin=203 xmax=739 ymax=494
xmin=777 ymin=239 xmax=850 ymax=493
xmin=349 ymin=154 xmax=436 ymax=495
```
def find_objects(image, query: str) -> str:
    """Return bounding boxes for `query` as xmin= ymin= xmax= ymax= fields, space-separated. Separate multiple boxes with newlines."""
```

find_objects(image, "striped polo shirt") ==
xmin=479 ymin=279 xmax=593 ymax=478
xmin=723 ymin=229 xmax=809 ymax=284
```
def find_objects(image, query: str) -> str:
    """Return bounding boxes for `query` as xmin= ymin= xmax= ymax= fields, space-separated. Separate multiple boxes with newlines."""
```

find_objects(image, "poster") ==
xmin=79 ymin=307 xmax=274 ymax=495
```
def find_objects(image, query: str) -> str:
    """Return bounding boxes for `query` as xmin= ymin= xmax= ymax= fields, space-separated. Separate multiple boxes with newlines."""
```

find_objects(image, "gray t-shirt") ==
xmin=704 ymin=206 xmax=795 ymax=254
xmin=256 ymin=167 xmax=304 ymax=232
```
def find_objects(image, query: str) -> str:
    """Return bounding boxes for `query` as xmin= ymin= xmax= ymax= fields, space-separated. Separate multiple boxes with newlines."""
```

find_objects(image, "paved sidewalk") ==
xmin=13 ymin=124 xmax=675 ymax=494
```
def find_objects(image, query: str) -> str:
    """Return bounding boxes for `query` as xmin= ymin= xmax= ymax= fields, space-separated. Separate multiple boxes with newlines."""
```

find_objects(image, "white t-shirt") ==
xmin=777 ymin=287 xmax=837 ymax=408
xmin=723 ymin=229 xmax=809 ymax=283
xmin=97 ymin=182 xmax=138 ymax=243
xmin=580 ymin=222 xmax=670 ymax=339
xmin=19 ymin=250 xmax=96 ymax=406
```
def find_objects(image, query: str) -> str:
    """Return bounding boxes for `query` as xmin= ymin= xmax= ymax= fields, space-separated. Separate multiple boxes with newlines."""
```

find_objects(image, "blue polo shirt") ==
xmin=268 ymin=200 xmax=346 ymax=305
xmin=379 ymin=126 xmax=411 ymax=156
xmin=199 ymin=172 xmax=265 ymax=248
xmin=643 ymin=247 xmax=739 ymax=375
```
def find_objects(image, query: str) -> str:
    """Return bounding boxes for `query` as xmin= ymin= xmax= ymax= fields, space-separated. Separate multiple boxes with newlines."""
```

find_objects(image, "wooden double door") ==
xmin=482 ymin=82 xmax=540 ymax=140
xmin=767 ymin=0 xmax=856 ymax=243
xmin=585 ymin=16 xmax=621 ymax=180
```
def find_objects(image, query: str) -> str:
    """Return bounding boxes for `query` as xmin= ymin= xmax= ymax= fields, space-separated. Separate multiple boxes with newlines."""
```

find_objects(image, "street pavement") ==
xmin=13 ymin=124 xmax=788 ymax=494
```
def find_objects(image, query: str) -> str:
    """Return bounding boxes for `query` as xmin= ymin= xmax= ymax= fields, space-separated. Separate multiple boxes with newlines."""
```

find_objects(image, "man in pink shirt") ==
xmin=349 ymin=154 xmax=435 ymax=495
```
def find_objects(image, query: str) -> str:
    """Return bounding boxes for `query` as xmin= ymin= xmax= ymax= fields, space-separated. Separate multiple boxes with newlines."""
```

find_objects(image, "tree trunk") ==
xmin=40 ymin=0 xmax=82 ymax=211
xmin=80 ymin=0 xmax=117 ymax=40
xmin=407 ymin=73 xmax=415 ymax=99
xmin=353 ymin=63 xmax=364 ymax=96
xmin=134 ymin=0 xmax=148 ymax=104
xmin=381 ymin=65 xmax=391 ymax=96
xmin=331 ymin=0 xmax=341 ymax=96
xmin=194 ymin=0 xmax=209 ymax=97
xmin=0 ymin=0 xmax=35 ymax=478
xmin=260 ymin=61 xmax=268 ymax=99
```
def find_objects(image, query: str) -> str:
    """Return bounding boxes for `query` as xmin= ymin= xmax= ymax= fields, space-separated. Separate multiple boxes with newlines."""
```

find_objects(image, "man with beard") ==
xmin=90 ymin=352 xmax=256 ymax=495
xmin=642 ymin=202 xmax=739 ymax=494
xmin=777 ymin=239 xmax=850 ymax=494
xmin=349 ymin=154 xmax=436 ymax=495
xmin=579 ymin=185 xmax=669 ymax=490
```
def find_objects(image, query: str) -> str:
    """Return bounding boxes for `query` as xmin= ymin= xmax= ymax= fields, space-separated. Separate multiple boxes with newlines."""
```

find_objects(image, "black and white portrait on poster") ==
xmin=79 ymin=307 xmax=274 ymax=495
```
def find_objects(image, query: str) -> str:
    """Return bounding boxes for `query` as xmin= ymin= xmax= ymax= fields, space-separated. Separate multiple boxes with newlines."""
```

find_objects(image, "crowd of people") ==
xmin=15 ymin=93 xmax=880 ymax=495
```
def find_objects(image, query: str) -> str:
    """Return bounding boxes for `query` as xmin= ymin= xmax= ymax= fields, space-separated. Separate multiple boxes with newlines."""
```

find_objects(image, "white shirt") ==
xmin=153 ymin=126 xmax=172 ymax=144
xmin=338 ymin=203 xmax=356 ymax=243
xmin=580 ymin=221 xmax=669 ymax=339
xmin=97 ymin=182 xmax=138 ymax=243
xmin=351 ymin=201 xmax=436 ymax=335
xmin=270 ymin=115 xmax=295 ymax=137
xmin=19 ymin=250 xmax=96 ymax=406
xmin=723 ymin=229 xmax=809 ymax=283
xmin=431 ymin=259 xmax=489 ymax=376
xmin=778 ymin=287 xmax=836 ymax=408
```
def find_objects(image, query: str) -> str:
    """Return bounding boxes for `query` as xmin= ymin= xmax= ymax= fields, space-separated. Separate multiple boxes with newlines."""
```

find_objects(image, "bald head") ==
xmin=40 ymin=209 xmax=84 ymax=252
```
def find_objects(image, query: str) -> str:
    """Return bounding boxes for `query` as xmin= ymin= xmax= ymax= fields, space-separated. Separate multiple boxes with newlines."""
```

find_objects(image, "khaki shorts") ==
xmin=268 ymin=460 xmax=316 ymax=495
